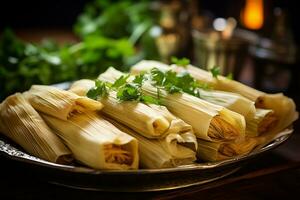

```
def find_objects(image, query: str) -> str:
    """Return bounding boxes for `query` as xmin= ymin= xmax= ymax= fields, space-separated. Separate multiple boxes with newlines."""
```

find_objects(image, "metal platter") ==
xmin=0 ymin=129 xmax=293 ymax=192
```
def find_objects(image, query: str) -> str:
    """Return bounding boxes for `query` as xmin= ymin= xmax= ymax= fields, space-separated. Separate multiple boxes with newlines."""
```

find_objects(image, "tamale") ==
xmin=197 ymin=137 xmax=257 ymax=162
xmin=100 ymin=67 xmax=246 ymax=142
xmin=105 ymin=117 xmax=197 ymax=168
xmin=42 ymin=112 xmax=139 ymax=170
xmin=24 ymin=85 xmax=103 ymax=120
xmin=0 ymin=93 xmax=72 ymax=164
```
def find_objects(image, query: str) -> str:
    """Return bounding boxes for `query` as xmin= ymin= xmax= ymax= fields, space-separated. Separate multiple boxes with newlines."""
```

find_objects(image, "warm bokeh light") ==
xmin=241 ymin=0 xmax=264 ymax=30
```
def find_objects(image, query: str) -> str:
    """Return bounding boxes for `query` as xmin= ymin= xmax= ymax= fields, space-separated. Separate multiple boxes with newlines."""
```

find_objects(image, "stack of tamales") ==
xmin=69 ymin=79 xmax=198 ymax=168
xmin=130 ymin=60 xmax=298 ymax=161
xmin=23 ymin=85 xmax=139 ymax=170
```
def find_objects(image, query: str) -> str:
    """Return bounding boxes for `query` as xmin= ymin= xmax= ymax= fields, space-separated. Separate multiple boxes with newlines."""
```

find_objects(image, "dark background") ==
xmin=0 ymin=0 xmax=299 ymax=46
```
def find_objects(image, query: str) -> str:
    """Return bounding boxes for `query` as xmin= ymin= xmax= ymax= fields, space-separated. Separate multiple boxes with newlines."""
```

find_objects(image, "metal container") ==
xmin=192 ymin=30 xmax=249 ymax=78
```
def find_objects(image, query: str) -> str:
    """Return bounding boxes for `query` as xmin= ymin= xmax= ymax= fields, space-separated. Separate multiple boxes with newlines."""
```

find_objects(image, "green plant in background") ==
xmin=74 ymin=0 xmax=159 ymax=60
xmin=0 ymin=30 xmax=71 ymax=100
xmin=74 ymin=0 xmax=153 ymax=39
xmin=0 ymin=30 xmax=134 ymax=100
xmin=0 ymin=0 xmax=157 ymax=100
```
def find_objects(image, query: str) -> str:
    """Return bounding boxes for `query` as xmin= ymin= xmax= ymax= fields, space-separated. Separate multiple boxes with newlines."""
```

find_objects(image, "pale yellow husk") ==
xmin=0 ymin=93 xmax=72 ymax=164
xmin=105 ymin=117 xmax=197 ymax=168
xmin=99 ymin=67 xmax=246 ymax=142
xmin=42 ymin=112 xmax=139 ymax=170
xmin=24 ymin=85 xmax=103 ymax=120
xmin=197 ymin=137 xmax=258 ymax=161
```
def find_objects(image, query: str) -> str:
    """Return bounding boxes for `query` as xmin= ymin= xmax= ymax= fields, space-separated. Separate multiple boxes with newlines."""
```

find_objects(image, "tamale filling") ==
xmin=208 ymin=116 xmax=240 ymax=141
xmin=104 ymin=144 xmax=133 ymax=165
xmin=219 ymin=144 xmax=237 ymax=157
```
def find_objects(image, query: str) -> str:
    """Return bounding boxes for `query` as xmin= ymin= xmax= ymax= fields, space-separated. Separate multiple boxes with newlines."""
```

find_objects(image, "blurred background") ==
xmin=0 ymin=0 xmax=299 ymax=101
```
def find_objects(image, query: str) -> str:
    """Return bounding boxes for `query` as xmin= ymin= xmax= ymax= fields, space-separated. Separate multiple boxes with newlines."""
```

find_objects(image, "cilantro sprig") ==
xmin=150 ymin=68 xmax=205 ymax=97
xmin=210 ymin=66 xmax=220 ymax=78
xmin=87 ymin=73 xmax=160 ymax=105
xmin=87 ymin=79 xmax=109 ymax=100
xmin=171 ymin=56 xmax=190 ymax=67
xmin=210 ymin=66 xmax=234 ymax=80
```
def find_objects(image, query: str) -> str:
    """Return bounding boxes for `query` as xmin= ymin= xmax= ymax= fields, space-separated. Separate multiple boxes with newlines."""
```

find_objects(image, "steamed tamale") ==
xmin=0 ymin=93 xmax=72 ymax=164
xmin=42 ymin=112 xmax=139 ymax=170
xmin=106 ymin=117 xmax=197 ymax=168
xmin=25 ymin=85 xmax=103 ymax=120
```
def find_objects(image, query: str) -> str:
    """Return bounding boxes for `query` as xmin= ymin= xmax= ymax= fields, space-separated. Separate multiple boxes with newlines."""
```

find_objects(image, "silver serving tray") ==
xmin=0 ymin=128 xmax=293 ymax=192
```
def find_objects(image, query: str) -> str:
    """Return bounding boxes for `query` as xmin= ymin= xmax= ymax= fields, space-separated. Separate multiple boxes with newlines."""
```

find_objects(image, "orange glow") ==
xmin=242 ymin=0 xmax=264 ymax=30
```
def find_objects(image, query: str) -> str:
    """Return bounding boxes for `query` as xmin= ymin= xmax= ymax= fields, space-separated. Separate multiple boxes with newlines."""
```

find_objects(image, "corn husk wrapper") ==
xmin=99 ymin=67 xmax=246 ymax=142
xmin=105 ymin=117 xmax=197 ymax=168
xmin=24 ymin=85 xmax=103 ymax=120
xmin=198 ymin=89 xmax=256 ymax=121
xmin=246 ymin=108 xmax=278 ymax=137
xmin=197 ymin=137 xmax=258 ymax=162
xmin=0 ymin=93 xmax=72 ymax=164
xmin=42 ymin=112 xmax=139 ymax=170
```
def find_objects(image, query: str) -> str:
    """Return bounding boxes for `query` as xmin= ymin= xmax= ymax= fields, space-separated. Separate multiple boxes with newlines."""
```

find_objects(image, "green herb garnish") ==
xmin=117 ymin=83 xmax=141 ymax=101
xmin=111 ymin=74 xmax=130 ymax=88
xmin=210 ymin=66 xmax=220 ymax=78
xmin=150 ymin=68 xmax=205 ymax=96
xmin=87 ymin=73 xmax=160 ymax=105
xmin=133 ymin=73 xmax=146 ymax=86
xmin=87 ymin=79 xmax=109 ymax=100
xmin=171 ymin=56 xmax=190 ymax=67
xmin=140 ymin=95 xmax=160 ymax=105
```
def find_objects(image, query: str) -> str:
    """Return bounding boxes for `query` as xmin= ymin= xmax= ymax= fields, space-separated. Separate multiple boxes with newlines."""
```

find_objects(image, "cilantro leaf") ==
xmin=165 ymin=84 xmax=182 ymax=93
xmin=116 ymin=83 xmax=141 ymax=101
xmin=210 ymin=66 xmax=220 ymax=78
xmin=140 ymin=95 xmax=160 ymax=105
xmin=133 ymin=73 xmax=146 ymax=86
xmin=150 ymin=68 xmax=165 ymax=86
xmin=111 ymin=74 xmax=130 ymax=88
xmin=87 ymin=80 xmax=108 ymax=100
xmin=171 ymin=56 xmax=190 ymax=67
